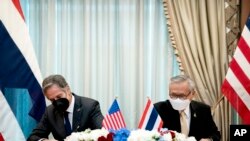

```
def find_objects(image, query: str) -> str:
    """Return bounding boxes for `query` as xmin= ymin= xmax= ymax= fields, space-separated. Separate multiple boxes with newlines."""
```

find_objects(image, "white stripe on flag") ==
xmin=0 ymin=91 xmax=25 ymax=140
xmin=226 ymin=69 xmax=250 ymax=109
xmin=153 ymin=116 xmax=162 ymax=129
xmin=242 ymin=24 xmax=250 ymax=47
xmin=234 ymin=47 xmax=250 ymax=79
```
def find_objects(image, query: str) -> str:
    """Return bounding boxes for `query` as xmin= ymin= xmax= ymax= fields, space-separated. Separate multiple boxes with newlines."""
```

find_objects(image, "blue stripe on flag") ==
xmin=0 ymin=20 xmax=45 ymax=121
xmin=145 ymin=108 xmax=158 ymax=130
xmin=246 ymin=16 xmax=250 ymax=30
xmin=4 ymin=88 xmax=37 ymax=139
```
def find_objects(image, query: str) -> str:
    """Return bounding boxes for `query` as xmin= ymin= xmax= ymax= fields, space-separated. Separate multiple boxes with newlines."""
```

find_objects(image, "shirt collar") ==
xmin=184 ymin=104 xmax=190 ymax=118
xmin=66 ymin=95 xmax=75 ymax=113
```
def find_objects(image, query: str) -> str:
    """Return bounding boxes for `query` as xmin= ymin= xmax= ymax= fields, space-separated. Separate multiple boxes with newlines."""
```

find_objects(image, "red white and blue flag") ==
xmin=0 ymin=0 xmax=46 ymax=140
xmin=221 ymin=16 xmax=250 ymax=124
xmin=102 ymin=99 xmax=126 ymax=130
xmin=138 ymin=98 xmax=163 ymax=131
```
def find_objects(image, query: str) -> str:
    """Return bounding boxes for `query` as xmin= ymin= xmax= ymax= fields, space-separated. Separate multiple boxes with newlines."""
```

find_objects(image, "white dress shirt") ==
xmin=66 ymin=95 xmax=75 ymax=128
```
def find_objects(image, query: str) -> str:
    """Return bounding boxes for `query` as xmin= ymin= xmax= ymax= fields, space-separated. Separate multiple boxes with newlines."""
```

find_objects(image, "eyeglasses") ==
xmin=169 ymin=91 xmax=192 ymax=100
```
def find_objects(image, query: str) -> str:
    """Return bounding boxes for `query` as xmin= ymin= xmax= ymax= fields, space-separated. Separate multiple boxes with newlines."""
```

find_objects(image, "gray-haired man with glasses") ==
xmin=154 ymin=75 xmax=221 ymax=141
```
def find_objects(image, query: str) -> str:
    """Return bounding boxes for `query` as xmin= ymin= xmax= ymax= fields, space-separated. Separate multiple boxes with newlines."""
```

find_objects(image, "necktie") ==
xmin=180 ymin=111 xmax=188 ymax=136
xmin=64 ymin=112 xmax=72 ymax=136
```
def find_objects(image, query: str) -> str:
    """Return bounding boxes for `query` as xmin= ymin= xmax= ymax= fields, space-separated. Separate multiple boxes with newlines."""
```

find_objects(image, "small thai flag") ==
xmin=138 ymin=98 xmax=163 ymax=131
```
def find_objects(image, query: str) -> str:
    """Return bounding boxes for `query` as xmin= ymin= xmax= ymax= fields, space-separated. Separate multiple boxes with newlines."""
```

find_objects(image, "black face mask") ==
xmin=52 ymin=98 xmax=69 ymax=112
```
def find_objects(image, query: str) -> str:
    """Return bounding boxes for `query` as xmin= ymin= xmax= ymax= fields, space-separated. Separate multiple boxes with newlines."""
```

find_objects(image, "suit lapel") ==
xmin=72 ymin=95 xmax=83 ymax=132
xmin=189 ymin=101 xmax=197 ymax=136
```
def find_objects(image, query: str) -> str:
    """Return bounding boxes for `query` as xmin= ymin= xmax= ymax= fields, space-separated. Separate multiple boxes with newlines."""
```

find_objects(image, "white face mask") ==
xmin=169 ymin=98 xmax=191 ymax=111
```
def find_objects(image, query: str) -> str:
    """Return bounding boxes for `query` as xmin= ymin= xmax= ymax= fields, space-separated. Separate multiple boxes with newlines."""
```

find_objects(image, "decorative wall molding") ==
xmin=225 ymin=0 xmax=240 ymax=58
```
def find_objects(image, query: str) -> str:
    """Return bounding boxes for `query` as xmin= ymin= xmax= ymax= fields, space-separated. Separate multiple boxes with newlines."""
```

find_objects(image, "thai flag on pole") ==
xmin=102 ymin=99 xmax=126 ymax=130
xmin=221 ymin=16 xmax=250 ymax=124
xmin=0 ymin=0 xmax=46 ymax=140
xmin=138 ymin=98 xmax=163 ymax=131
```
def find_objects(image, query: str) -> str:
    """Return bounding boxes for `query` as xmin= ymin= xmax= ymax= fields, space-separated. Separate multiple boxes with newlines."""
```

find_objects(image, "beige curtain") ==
xmin=163 ymin=0 xmax=231 ymax=140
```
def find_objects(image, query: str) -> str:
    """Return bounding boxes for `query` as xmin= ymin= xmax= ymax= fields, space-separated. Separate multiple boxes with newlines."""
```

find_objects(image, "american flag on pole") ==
xmin=102 ymin=99 xmax=126 ymax=130
xmin=138 ymin=98 xmax=163 ymax=131
xmin=221 ymin=16 xmax=250 ymax=124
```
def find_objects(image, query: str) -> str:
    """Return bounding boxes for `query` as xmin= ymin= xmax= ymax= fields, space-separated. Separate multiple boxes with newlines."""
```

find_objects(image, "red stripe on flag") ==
xmin=0 ymin=133 xmax=4 ymax=141
xmin=222 ymin=80 xmax=250 ymax=124
xmin=238 ymin=37 xmax=250 ymax=63
xmin=230 ymin=59 xmax=250 ymax=94
xmin=158 ymin=121 xmax=163 ymax=130
xmin=138 ymin=99 xmax=151 ymax=128
xmin=12 ymin=0 xmax=25 ymax=20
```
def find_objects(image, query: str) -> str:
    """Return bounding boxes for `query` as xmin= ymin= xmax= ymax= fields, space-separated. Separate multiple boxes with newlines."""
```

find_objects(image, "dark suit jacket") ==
xmin=27 ymin=94 xmax=104 ymax=141
xmin=154 ymin=100 xmax=221 ymax=141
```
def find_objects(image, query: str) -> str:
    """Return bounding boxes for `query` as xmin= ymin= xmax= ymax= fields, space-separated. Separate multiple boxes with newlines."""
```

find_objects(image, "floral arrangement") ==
xmin=160 ymin=130 xmax=196 ymax=141
xmin=110 ymin=128 xmax=130 ymax=141
xmin=127 ymin=129 xmax=161 ymax=141
xmin=64 ymin=128 xmax=113 ymax=141
xmin=64 ymin=128 xmax=196 ymax=141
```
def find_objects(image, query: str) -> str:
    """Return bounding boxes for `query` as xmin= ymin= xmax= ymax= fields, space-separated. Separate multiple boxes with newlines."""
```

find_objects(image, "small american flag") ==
xmin=102 ymin=99 xmax=126 ymax=130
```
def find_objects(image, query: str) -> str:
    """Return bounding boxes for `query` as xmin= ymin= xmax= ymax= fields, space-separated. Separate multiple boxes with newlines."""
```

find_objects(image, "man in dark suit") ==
xmin=27 ymin=74 xmax=104 ymax=141
xmin=154 ymin=75 xmax=221 ymax=141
